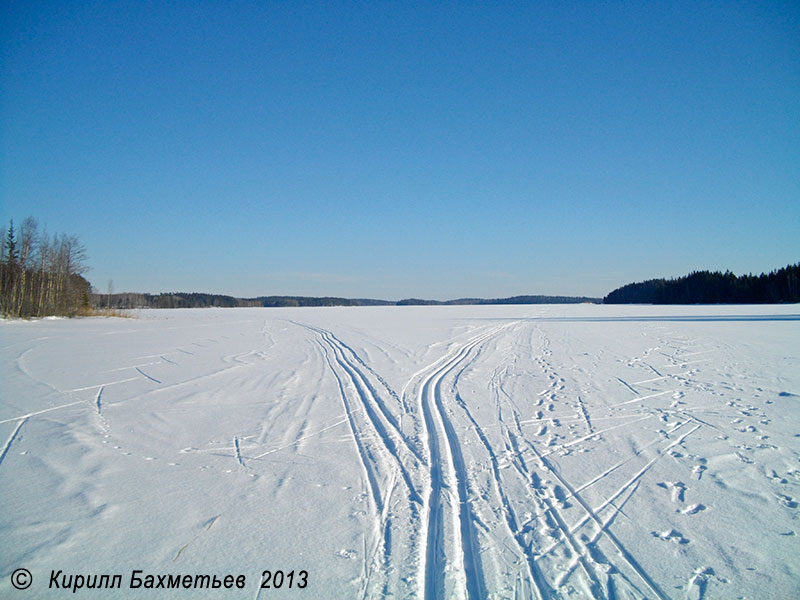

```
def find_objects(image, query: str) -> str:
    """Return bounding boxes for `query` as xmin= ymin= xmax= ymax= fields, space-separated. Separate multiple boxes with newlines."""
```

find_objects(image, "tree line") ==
xmin=93 ymin=292 xmax=601 ymax=309
xmin=1 ymin=217 xmax=91 ymax=318
xmin=94 ymin=291 xmax=264 ymax=309
xmin=604 ymin=263 xmax=800 ymax=304
xmin=5 ymin=215 xmax=795 ymax=316
xmin=397 ymin=295 xmax=599 ymax=305
xmin=93 ymin=293 xmax=396 ymax=309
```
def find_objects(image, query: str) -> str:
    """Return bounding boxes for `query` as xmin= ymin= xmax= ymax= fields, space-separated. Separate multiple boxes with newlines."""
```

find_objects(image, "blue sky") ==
xmin=1 ymin=1 xmax=798 ymax=300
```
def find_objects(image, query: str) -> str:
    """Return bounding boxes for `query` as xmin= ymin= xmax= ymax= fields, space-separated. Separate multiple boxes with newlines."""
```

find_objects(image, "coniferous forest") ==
xmin=604 ymin=264 xmax=800 ymax=304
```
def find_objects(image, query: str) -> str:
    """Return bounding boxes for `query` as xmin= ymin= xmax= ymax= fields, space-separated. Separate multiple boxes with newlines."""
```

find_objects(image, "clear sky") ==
xmin=1 ymin=2 xmax=798 ymax=300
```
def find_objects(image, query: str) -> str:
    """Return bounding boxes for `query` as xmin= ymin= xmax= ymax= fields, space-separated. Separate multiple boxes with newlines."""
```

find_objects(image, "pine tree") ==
xmin=4 ymin=220 xmax=19 ymax=265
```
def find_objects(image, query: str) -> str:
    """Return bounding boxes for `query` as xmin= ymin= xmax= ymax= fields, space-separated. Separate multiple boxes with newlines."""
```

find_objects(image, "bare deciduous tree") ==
xmin=0 ymin=217 xmax=92 ymax=318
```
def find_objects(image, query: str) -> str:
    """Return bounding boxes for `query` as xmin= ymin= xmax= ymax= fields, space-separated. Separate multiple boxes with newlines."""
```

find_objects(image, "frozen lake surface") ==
xmin=1 ymin=305 xmax=798 ymax=598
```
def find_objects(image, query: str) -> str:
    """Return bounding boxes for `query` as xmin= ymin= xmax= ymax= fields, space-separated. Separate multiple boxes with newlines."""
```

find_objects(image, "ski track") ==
xmin=415 ymin=324 xmax=512 ymax=600
xmin=301 ymin=324 xmax=424 ymax=503
xmin=94 ymin=386 xmax=104 ymax=414
xmin=314 ymin=337 xmax=393 ymax=597
xmin=454 ymin=387 xmax=551 ymax=600
xmin=576 ymin=394 xmax=594 ymax=434
xmin=134 ymin=366 xmax=161 ymax=384
xmin=311 ymin=325 xmax=424 ymax=466
xmin=303 ymin=321 xmax=506 ymax=598
xmin=233 ymin=435 xmax=244 ymax=468
xmin=317 ymin=339 xmax=384 ymax=513
xmin=397 ymin=319 xmax=695 ymax=600
xmin=0 ymin=401 xmax=85 ymax=425
xmin=0 ymin=417 xmax=28 ymax=466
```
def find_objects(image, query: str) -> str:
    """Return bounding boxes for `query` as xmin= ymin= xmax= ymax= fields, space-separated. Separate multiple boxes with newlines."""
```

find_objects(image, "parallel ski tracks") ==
xmin=297 ymin=321 xmax=429 ymax=598
xmin=298 ymin=323 xmax=424 ymax=495
xmin=415 ymin=324 xmax=513 ymax=600
xmin=303 ymin=320 xmax=511 ymax=600
xmin=293 ymin=319 xmax=702 ymax=599
xmin=315 ymin=339 xmax=387 ymax=598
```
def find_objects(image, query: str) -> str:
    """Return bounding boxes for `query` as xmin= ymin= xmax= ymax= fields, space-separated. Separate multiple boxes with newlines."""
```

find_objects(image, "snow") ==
xmin=1 ymin=304 xmax=798 ymax=599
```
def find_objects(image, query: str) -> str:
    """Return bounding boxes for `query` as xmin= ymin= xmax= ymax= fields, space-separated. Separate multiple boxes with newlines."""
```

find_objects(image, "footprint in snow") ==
xmin=652 ymin=529 xmax=689 ymax=544
xmin=769 ymin=470 xmax=788 ymax=484
xmin=657 ymin=481 xmax=686 ymax=503
xmin=686 ymin=566 xmax=719 ymax=600
xmin=553 ymin=485 xmax=571 ymax=509
xmin=680 ymin=503 xmax=706 ymax=515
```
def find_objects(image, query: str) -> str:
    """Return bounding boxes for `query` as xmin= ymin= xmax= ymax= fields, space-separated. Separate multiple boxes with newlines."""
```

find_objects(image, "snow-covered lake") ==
xmin=1 ymin=305 xmax=798 ymax=599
